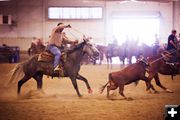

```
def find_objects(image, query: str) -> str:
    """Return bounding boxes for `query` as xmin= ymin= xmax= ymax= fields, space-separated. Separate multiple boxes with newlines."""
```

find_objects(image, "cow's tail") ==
xmin=7 ymin=63 xmax=24 ymax=86
xmin=100 ymin=73 xmax=112 ymax=94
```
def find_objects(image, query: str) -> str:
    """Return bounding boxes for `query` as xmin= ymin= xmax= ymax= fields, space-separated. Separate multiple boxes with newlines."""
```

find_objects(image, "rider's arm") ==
xmin=63 ymin=35 xmax=73 ymax=44
xmin=169 ymin=40 xmax=177 ymax=49
xmin=63 ymin=35 xmax=78 ymax=45
xmin=52 ymin=24 xmax=71 ymax=33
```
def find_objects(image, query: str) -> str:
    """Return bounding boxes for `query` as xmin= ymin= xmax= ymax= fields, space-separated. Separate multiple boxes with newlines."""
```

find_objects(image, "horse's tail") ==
xmin=100 ymin=73 xmax=111 ymax=94
xmin=7 ymin=63 xmax=24 ymax=85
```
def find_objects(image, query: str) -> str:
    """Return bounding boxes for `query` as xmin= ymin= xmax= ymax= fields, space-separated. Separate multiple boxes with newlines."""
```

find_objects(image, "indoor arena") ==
xmin=0 ymin=0 xmax=180 ymax=120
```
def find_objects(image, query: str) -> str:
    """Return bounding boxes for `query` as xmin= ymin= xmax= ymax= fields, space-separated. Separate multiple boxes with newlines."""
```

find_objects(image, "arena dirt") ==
xmin=0 ymin=63 xmax=179 ymax=120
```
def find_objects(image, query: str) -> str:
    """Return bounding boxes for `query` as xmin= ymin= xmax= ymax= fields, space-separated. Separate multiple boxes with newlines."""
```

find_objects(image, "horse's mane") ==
xmin=67 ymin=41 xmax=85 ymax=54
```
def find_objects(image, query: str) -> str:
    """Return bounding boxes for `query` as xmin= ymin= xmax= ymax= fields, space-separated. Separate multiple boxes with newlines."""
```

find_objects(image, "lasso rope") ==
xmin=149 ymin=50 xmax=176 ymax=65
xmin=71 ymin=28 xmax=87 ymax=36
xmin=67 ymin=29 xmax=79 ymax=40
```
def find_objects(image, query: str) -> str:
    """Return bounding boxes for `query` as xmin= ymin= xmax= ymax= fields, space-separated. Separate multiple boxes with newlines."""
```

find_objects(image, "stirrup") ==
xmin=165 ymin=62 xmax=175 ymax=66
xmin=54 ymin=65 xmax=62 ymax=71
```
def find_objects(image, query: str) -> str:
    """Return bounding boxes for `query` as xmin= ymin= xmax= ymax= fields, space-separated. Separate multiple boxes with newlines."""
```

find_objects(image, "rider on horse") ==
xmin=167 ymin=29 xmax=179 ymax=64
xmin=46 ymin=22 xmax=78 ymax=71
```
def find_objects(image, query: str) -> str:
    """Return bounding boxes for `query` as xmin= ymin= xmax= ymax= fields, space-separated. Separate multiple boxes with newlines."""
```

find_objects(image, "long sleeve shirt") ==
xmin=48 ymin=25 xmax=72 ymax=47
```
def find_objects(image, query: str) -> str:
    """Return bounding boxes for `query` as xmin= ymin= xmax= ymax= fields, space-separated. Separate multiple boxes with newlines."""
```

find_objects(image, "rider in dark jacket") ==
xmin=167 ymin=29 xmax=178 ymax=63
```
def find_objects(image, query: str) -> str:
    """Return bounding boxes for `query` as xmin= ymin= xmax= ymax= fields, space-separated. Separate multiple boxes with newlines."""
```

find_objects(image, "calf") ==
xmin=100 ymin=61 xmax=156 ymax=100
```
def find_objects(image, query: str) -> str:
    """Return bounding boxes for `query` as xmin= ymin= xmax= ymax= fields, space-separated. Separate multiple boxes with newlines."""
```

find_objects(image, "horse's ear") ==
xmin=83 ymin=35 xmax=87 ymax=43
xmin=83 ymin=38 xmax=86 ymax=42
xmin=83 ymin=38 xmax=88 ymax=43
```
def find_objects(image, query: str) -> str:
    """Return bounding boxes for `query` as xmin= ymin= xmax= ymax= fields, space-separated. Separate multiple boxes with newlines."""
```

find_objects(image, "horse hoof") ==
xmin=154 ymin=91 xmax=159 ymax=94
xmin=78 ymin=94 xmax=83 ymax=98
xmin=146 ymin=90 xmax=152 ymax=94
xmin=88 ymin=89 xmax=93 ymax=94
xmin=107 ymin=96 xmax=110 ymax=100
xmin=166 ymin=89 xmax=173 ymax=93
xmin=126 ymin=97 xmax=133 ymax=101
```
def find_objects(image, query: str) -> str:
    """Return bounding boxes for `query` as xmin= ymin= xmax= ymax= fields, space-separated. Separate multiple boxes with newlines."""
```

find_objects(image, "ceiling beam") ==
xmin=82 ymin=0 xmax=178 ymax=2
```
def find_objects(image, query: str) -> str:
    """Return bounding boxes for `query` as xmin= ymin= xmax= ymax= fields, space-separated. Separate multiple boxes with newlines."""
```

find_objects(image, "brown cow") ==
xmin=100 ymin=61 xmax=156 ymax=100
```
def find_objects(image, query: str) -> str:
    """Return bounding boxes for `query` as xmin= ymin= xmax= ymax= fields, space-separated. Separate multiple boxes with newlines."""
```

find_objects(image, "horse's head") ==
xmin=82 ymin=38 xmax=99 ymax=58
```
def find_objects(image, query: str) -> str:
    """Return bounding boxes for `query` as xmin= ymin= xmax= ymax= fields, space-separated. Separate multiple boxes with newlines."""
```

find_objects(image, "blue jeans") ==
xmin=47 ymin=44 xmax=61 ymax=68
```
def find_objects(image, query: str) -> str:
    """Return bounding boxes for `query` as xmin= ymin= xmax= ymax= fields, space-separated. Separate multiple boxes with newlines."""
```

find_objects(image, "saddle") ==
xmin=37 ymin=51 xmax=67 ymax=77
xmin=38 ymin=51 xmax=67 ymax=63
xmin=161 ymin=51 xmax=180 ymax=67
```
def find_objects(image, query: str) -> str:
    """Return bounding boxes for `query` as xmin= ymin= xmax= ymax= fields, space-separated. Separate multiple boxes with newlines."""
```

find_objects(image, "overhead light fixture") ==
xmin=0 ymin=0 xmax=11 ymax=1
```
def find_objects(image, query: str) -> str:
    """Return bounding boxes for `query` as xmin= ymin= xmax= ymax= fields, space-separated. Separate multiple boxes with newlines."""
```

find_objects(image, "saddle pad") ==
xmin=38 ymin=52 xmax=67 ymax=63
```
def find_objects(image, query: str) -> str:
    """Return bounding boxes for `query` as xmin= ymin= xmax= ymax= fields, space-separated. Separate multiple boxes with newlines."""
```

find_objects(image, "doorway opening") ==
xmin=111 ymin=16 xmax=160 ymax=64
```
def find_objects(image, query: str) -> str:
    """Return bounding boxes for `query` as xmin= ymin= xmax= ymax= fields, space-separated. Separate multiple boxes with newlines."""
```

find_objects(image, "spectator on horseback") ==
xmin=31 ymin=37 xmax=44 ymax=47
xmin=153 ymin=34 xmax=160 ymax=55
xmin=112 ymin=36 xmax=119 ymax=49
xmin=177 ymin=33 xmax=180 ymax=47
xmin=112 ymin=36 xmax=118 ymax=46
xmin=167 ymin=29 xmax=178 ymax=63
xmin=178 ymin=33 xmax=180 ymax=41
xmin=167 ymin=30 xmax=178 ymax=51
xmin=46 ymin=22 xmax=78 ymax=71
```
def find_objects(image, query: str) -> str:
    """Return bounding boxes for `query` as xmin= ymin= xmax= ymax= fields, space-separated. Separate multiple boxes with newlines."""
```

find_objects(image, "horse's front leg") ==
xmin=70 ymin=76 xmax=82 ymax=97
xmin=33 ymin=73 xmax=43 ymax=90
xmin=76 ymin=74 xmax=92 ymax=94
xmin=110 ymin=57 xmax=112 ymax=69
xmin=154 ymin=73 xmax=173 ymax=93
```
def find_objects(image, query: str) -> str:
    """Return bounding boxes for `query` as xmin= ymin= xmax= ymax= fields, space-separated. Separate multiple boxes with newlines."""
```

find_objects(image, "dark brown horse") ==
xmin=100 ymin=52 xmax=179 ymax=100
xmin=81 ymin=44 xmax=108 ymax=65
xmin=122 ymin=39 xmax=139 ymax=64
xmin=8 ymin=39 xmax=99 ymax=97
xmin=137 ymin=43 xmax=161 ymax=59
xmin=106 ymin=44 xmax=126 ymax=68
xmin=95 ymin=45 xmax=106 ymax=65
xmin=28 ymin=42 xmax=45 ymax=56
xmin=145 ymin=50 xmax=180 ymax=93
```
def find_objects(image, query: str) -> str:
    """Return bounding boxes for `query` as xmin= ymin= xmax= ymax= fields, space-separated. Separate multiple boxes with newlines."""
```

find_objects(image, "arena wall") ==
xmin=0 ymin=0 xmax=180 ymax=51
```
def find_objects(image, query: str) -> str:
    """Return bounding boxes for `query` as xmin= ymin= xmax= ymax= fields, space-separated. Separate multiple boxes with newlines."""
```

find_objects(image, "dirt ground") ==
xmin=0 ymin=62 xmax=179 ymax=120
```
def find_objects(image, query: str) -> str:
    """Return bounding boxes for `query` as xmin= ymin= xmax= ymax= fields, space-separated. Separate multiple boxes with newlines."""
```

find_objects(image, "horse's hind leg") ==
xmin=33 ymin=73 xmax=43 ymax=90
xmin=154 ymin=73 xmax=173 ymax=93
xmin=107 ymin=57 xmax=110 ymax=68
xmin=107 ymin=84 xmax=118 ymax=99
xmin=141 ymin=76 xmax=158 ymax=93
xmin=76 ymin=74 xmax=92 ymax=93
xmin=110 ymin=57 xmax=112 ymax=69
xmin=18 ymin=75 xmax=31 ymax=95
xmin=145 ymin=82 xmax=158 ymax=93
xmin=118 ymin=84 xmax=127 ymax=99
